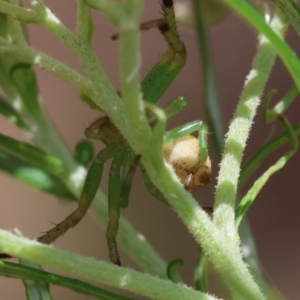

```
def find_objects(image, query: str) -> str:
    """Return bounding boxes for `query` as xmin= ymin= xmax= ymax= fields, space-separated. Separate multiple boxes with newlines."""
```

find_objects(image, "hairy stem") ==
xmin=214 ymin=13 xmax=286 ymax=240
xmin=0 ymin=231 xmax=218 ymax=300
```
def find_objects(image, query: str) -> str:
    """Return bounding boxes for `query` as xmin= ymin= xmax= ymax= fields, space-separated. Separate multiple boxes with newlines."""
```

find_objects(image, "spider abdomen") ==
xmin=162 ymin=135 xmax=211 ymax=190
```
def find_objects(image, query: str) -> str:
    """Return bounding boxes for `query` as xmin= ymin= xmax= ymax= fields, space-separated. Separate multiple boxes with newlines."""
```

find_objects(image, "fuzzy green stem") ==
xmin=214 ymin=13 xmax=286 ymax=239
xmin=118 ymin=0 xmax=152 ymax=154
xmin=0 ymin=1 xmax=39 ymax=23
xmin=0 ymin=42 xmax=97 ymax=105
xmin=82 ymin=0 xmax=124 ymax=25
xmin=76 ymin=0 xmax=93 ymax=46
xmin=0 ymin=231 xmax=218 ymax=300
xmin=140 ymin=160 xmax=264 ymax=299
xmin=25 ymin=1 xmax=131 ymax=143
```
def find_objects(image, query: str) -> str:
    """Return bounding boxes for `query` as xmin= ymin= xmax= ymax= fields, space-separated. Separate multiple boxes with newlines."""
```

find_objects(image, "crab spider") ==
xmin=37 ymin=0 xmax=211 ymax=265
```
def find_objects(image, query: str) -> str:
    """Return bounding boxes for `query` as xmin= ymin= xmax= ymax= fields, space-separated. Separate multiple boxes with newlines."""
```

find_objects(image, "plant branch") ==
xmin=0 ymin=231 xmax=219 ymax=300
xmin=0 ymin=1 xmax=39 ymax=23
xmin=0 ymin=42 xmax=96 ymax=100
xmin=214 ymin=12 xmax=286 ymax=240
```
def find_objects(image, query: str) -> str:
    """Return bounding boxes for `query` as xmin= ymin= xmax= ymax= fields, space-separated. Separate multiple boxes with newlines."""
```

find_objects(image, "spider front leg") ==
xmin=163 ymin=121 xmax=211 ymax=190
xmin=140 ymin=0 xmax=187 ymax=104
xmin=113 ymin=0 xmax=186 ymax=105
xmin=38 ymin=138 xmax=118 ymax=245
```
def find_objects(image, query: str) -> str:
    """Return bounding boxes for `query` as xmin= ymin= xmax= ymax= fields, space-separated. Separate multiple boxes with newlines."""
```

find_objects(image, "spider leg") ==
xmin=120 ymin=153 xmax=141 ymax=208
xmin=141 ymin=167 xmax=168 ymax=205
xmin=141 ymin=0 xmax=187 ymax=104
xmin=164 ymin=120 xmax=209 ymax=169
xmin=38 ymin=144 xmax=118 ymax=244
xmin=148 ymin=96 xmax=189 ymax=126
xmin=106 ymin=151 xmax=139 ymax=265
xmin=112 ymin=0 xmax=185 ymax=104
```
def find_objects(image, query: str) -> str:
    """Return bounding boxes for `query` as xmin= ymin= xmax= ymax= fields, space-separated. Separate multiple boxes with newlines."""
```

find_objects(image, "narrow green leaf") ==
xmin=271 ymin=0 xmax=300 ymax=35
xmin=19 ymin=260 xmax=53 ymax=300
xmin=0 ymin=94 xmax=28 ymax=130
xmin=240 ymin=123 xmax=300 ymax=185
xmin=236 ymin=116 xmax=298 ymax=227
xmin=0 ymin=133 xmax=66 ymax=177
xmin=224 ymin=0 xmax=300 ymax=91
xmin=192 ymin=0 xmax=224 ymax=156
xmin=0 ymin=150 xmax=75 ymax=200
xmin=10 ymin=62 xmax=41 ymax=115
xmin=194 ymin=250 xmax=208 ymax=292
xmin=0 ymin=260 xmax=135 ymax=300
xmin=0 ymin=134 xmax=75 ymax=199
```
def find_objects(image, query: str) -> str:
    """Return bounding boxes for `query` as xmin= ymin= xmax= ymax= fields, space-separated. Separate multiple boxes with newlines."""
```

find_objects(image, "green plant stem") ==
xmin=214 ymin=13 xmax=286 ymax=240
xmin=240 ymin=123 xmax=300 ymax=185
xmin=0 ymin=41 xmax=97 ymax=104
xmin=0 ymin=1 xmax=39 ymax=23
xmin=194 ymin=250 xmax=208 ymax=292
xmin=224 ymin=0 xmax=300 ymax=91
xmin=236 ymin=115 xmax=298 ymax=226
xmin=30 ymin=1 xmax=131 ymax=143
xmin=237 ymin=155 xmax=292 ymax=227
xmin=119 ymin=0 xmax=152 ymax=153
xmin=6 ymin=0 xmax=131 ymax=147
xmin=140 ymin=160 xmax=263 ymax=299
xmin=271 ymin=0 xmax=300 ymax=34
xmin=83 ymin=0 xmax=124 ymax=24
xmin=76 ymin=0 xmax=93 ymax=46
xmin=0 ymin=231 xmax=218 ymax=300
xmin=192 ymin=0 xmax=224 ymax=156
xmin=271 ymin=85 xmax=298 ymax=116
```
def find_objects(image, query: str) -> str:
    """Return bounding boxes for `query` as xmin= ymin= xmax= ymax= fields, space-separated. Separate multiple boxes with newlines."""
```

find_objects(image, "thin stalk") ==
xmin=118 ymin=0 xmax=152 ymax=154
xmin=236 ymin=115 xmax=298 ymax=227
xmin=192 ymin=0 xmax=224 ymax=156
xmin=214 ymin=13 xmax=286 ymax=239
xmin=0 ymin=231 xmax=218 ymax=300
xmin=240 ymin=123 xmax=300 ymax=185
